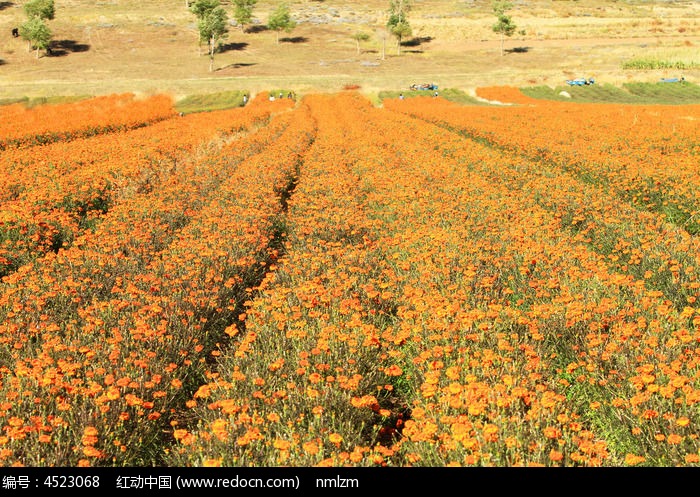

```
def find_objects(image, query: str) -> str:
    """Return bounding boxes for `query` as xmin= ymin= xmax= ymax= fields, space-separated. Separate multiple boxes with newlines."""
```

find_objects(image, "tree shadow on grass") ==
xmin=0 ymin=2 xmax=14 ymax=11
xmin=402 ymin=36 xmax=433 ymax=47
xmin=218 ymin=42 xmax=248 ymax=53
xmin=280 ymin=36 xmax=308 ymax=43
xmin=216 ymin=62 xmax=257 ymax=71
xmin=505 ymin=46 xmax=531 ymax=54
xmin=48 ymin=39 xmax=91 ymax=56
xmin=245 ymin=25 xmax=269 ymax=34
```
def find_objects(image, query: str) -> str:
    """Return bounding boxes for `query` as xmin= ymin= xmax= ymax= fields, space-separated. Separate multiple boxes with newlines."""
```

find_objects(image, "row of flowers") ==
xmin=2 ymin=90 xmax=698 ymax=466
xmin=165 ymin=92 xmax=698 ymax=466
xmin=388 ymin=91 xmax=700 ymax=236
xmin=0 ymin=94 xmax=288 ymax=279
xmin=0 ymin=94 xmax=304 ymax=466
xmin=0 ymin=94 xmax=178 ymax=150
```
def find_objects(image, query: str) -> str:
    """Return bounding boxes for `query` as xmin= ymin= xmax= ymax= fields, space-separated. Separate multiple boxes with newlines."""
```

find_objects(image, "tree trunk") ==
xmin=500 ymin=34 xmax=504 ymax=56
xmin=209 ymin=36 xmax=215 ymax=71
xmin=381 ymin=38 xmax=385 ymax=60
xmin=356 ymin=39 xmax=360 ymax=55
xmin=397 ymin=35 xmax=401 ymax=55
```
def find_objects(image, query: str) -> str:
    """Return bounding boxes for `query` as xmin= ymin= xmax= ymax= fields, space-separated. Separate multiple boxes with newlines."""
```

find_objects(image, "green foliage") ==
xmin=19 ymin=16 xmax=52 ymax=58
xmin=175 ymin=90 xmax=248 ymax=114
xmin=24 ymin=0 xmax=55 ymax=21
xmin=492 ymin=0 xmax=516 ymax=56
xmin=387 ymin=0 xmax=411 ymax=24
xmin=352 ymin=31 xmax=370 ymax=54
xmin=190 ymin=0 xmax=229 ymax=71
xmin=622 ymin=59 xmax=700 ymax=70
xmin=268 ymin=3 xmax=296 ymax=43
xmin=233 ymin=0 xmax=257 ymax=30
xmin=378 ymin=88 xmax=490 ymax=105
xmin=622 ymin=81 xmax=700 ymax=104
xmin=197 ymin=6 xmax=228 ymax=48
xmin=189 ymin=0 xmax=220 ymax=19
xmin=493 ymin=13 xmax=516 ymax=37
xmin=520 ymin=81 xmax=700 ymax=105
xmin=387 ymin=0 xmax=412 ymax=54
xmin=268 ymin=89 xmax=296 ymax=101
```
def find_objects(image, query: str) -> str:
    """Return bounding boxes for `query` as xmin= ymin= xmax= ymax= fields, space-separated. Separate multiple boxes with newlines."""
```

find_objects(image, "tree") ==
xmin=19 ymin=16 xmax=52 ymax=58
xmin=190 ymin=0 xmax=229 ymax=71
xmin=233 ymin=0 xmax=257 ymax=32
xmin=24 ymin=0 xmax=55 ymax=21
xmin=190 ymin=0 xmax=219 ymax=20
xmin=375 ymin=26 xmax=388 ymax=60
xmin=267 ymin=3 xmax=296 ymax=44
xmin=492 ymin=0 xmax=516 ymax=56
xmin=351 ymin=31 xmax=369 ymax=55
xmin=387 ymin=0 xmax=412 ymax=55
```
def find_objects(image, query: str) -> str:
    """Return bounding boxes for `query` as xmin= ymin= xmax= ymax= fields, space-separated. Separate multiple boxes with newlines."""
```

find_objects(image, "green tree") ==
xmin=24 ymin=0 xmax=55 ymax=21
xmin=351 ymin=31 xmax=370 ymax=55
xmin=190 ymin=0 xmax=229 ymax=71
xmin=387 ymin=0 xmax=412 ymax=55
xmin=19 ymin=16 xmax=52 ymax=58
xmin=267 ymin=3 xmax=296 ymax=44
xmin=190 ymin=0 xmax=219 ymax=20
xmin=233 ymin=0 xmax=257 ymax=32
xmin=492 ymin=0 xmax=516 ymax=56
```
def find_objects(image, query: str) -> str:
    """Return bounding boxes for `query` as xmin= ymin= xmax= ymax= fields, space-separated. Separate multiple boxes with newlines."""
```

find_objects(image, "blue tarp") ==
xmin=566 ymin=78 xmax=595 ymax=86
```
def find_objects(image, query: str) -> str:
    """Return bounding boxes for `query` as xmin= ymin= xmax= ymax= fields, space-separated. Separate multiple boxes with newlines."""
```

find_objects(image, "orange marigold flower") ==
xmin=483 ymin=424 xmax=499 ymax=443
xmin=194 ymin=385 xmax=211 ymax=399
xmin=624 ymin=454 xmax=646 ymax=466
xmin=543 ymin=427 xmax=561 ymax=439
xmin=173 ymin=429 xmax=188 ymax=440
xmin=106 ymin=387 xmax=120 ymax=400
xmin=350 ymin=395 xmax=380 ymax=410
xmin=211 ymin=419 xmax=229 ymax=441
xmin=384 ymin=365 xmax=403 ymax=376
xmin=274 ymin=439 xmax=291 ymax=451
xmin=302 ymin=441 xmax=320 ymax=455
xmin=82 ymin=446 xmax=104 ymax=458
xmin=328 ymin=433 xmax=343 ymax=447
xmin=83 ymin=426 xmax=99 ymax=437
xmin=549 ymin=450 xmax=564 ymax=463
xmin=667 ymin=434 xmax=683 ymax=445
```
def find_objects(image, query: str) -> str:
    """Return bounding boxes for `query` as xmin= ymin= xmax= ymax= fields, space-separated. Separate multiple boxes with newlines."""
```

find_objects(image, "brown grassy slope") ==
xmin=0 ymin=0 xmax=698 ymax=101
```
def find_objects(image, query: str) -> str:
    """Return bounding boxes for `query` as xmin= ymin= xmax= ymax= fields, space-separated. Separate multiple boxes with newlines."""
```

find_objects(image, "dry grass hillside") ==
xmin=0 ymin=0 xmax=699 ymax=101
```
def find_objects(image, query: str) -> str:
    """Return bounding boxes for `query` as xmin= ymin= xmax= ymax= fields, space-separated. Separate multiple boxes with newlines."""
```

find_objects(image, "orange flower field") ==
xmin=0 ymin=89 xmax=699 ymax=467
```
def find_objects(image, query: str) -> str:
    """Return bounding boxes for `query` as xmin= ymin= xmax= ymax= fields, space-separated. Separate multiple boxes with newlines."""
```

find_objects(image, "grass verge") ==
xmin=174 ymin=90 xmax=248 ymax=114
xmin=376 ymin=88 xmax=490 ymax=105
xmin=520 ymin=81 xmax=700 ymax=104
